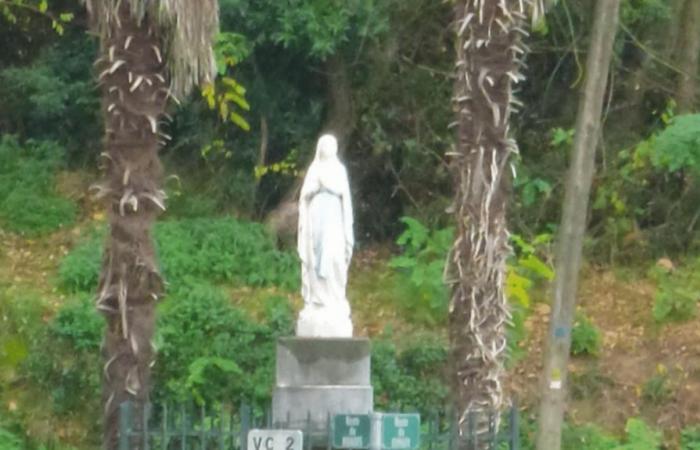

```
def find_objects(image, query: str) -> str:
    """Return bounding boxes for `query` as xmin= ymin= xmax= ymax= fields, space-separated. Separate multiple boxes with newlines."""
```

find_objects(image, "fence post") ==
xmin=181 ymin=403 xmax=187 ymax=450
xmin=241 ymin=403 xmax=251 ymax=450
xmin=219 ymin=403 xmax=226 ymax=450
xmin=305 ymin=411 xmax=312 ymax=450
xmin=509 ymin=401 xmax=519 ymax=450
xmin=162 ymin=403 xmax=169 ymax=449
xmin=326 ymin=412 xmax=332 ymax=450
xmin=119 ymin=401 xmax=132 ymax=450
xmin=468 ymin=411 xmax=476 ymax=450
xmin=200 ymin=404 xmax=207 ymax=449
xmin=427 ymin=413 xmax=434 ymax=450
xmin=143 ymin=403 xmax=151 ymax=450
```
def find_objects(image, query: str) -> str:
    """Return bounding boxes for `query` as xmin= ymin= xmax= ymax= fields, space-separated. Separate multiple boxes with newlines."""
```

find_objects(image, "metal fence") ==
xmin=118 ymin=401 xmax=521 ymax=450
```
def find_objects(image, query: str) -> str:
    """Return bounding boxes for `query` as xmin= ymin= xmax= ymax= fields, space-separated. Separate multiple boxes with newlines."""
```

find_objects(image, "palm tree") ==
xmin=84 ymin=1 xmax=219 ymax=447
xmin=449 ymin=0 xmax=541 ymax=445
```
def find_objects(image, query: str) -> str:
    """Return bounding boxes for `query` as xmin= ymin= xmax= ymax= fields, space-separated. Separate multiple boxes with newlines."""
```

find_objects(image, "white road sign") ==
xmin=248 ymin=429 xmax=303 ymax=450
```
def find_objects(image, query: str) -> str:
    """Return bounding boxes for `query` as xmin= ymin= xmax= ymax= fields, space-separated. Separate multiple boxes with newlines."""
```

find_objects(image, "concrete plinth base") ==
xmin=271 ymin=337 xmax=373 ymax=435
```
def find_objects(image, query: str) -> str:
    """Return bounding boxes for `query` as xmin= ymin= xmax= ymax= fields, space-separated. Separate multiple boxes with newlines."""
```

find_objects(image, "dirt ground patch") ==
xmin=509 ymin=266 xmax=700 ymax=439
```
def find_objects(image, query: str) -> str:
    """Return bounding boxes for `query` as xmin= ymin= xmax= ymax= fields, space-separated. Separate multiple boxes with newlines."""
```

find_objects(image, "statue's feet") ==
xmin=296 ymin=305 xmax=353 ymax=338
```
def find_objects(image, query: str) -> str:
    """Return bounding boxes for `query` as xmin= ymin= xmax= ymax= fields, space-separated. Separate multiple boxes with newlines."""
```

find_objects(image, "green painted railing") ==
xmin=118 ymin=401 xmax=521 ymax=450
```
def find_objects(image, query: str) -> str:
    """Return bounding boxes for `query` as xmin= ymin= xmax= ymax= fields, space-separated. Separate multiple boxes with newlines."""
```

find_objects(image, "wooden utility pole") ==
xmin=535 ymin=1 xmax=620 ymax=449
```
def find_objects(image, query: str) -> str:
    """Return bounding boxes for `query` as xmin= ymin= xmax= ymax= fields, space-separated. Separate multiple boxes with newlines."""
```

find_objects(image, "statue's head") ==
xmin=316 ymin=134 xmax=338 ymax=161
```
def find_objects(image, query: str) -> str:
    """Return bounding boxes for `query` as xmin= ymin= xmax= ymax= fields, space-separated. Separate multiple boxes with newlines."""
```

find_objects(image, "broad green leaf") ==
xmin=230 ymin=112 xmax=250 ymax=131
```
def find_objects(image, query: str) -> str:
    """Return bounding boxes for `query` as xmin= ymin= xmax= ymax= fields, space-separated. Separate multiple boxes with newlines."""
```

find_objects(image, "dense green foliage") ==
xmin=58 ymin=218 xmax=300 ymax=293
xmin=590 ymin=112 xmax=700 ymax=260
xmin=0 ymin=136 xmax=76 ymax=234
xmin=6 ymin=278 xmax=452 ymax=422
xmin=1 ymin=0 xmax=698 ymax=255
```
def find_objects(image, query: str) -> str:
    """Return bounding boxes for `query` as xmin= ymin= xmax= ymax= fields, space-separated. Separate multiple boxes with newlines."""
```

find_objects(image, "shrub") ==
xmin=371 ymin=335 xmax=449 ymax=414
xmin=0 ymin=290 xmax=47 ymax=373
xmin=506 ymin=233 xmax=554 ymax=362
xmin=155 ymin=218 xmax=298 ymax=288
xmin=0 ymin=136 xmax=76 ymax=235
xmin=0 ymin=34 xmax=100 ymax=163
xmin=22 ymin=280 xmax=296 ymax=416
xmin=571 ymin=312 xmax=602 ymax=356
xmin=562 ymin=423 xmax=618 ymax=449
xmin=388 ymin=217 xmax=453 ymax=325
xmin=389 ymin=218 xmax=553 ymax=363
xmin=1 ymin=189 xmax=76 ymax=235
xmin=616 ymin=418 xmax=662 ymax=449
xmin=587 ymin=112 xmax=700 ymax=260
xmin=0 ymin=290 xmax=46 ymax=340
xmin=58 ymin=217 xmax=300 ymax=293
xmin=682 ymin=427 xmax=700 ymax=450
xmin=22 ymin=295 xmax=103 ymax=415
xmin=651 ymin=258 xmax=700 ymax=323
xmin=154 ymin=280 xmax=293 ymax=406
xmin=641 ymin=365 xmax=672 ymax=404
xmin=0 ymin=425 xmax=79 ymax=450
xmin=570 ymin=367 xmax=613 ymax=400
xmin=0 ymin=427 xmax=23 ymax=450
xmin=562 ymin=418 xmax=662 ymax=450
xmin=57 ymin=229 xmax=104 ymax=293
xmin=164 ymin=189 xmax=220 ymax=219
xmin=650 ymin=114 xmax=700 ymax=176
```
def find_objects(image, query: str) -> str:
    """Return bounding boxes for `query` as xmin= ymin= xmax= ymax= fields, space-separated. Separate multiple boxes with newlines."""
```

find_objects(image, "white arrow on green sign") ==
xmin=332 ymin=414 xmax=371 ymax=449
xmin=381 ymin=414 xmax=420 ymax=450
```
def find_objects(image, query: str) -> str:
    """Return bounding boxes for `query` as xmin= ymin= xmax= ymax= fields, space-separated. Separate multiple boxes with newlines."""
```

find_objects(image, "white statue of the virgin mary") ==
xmin=296 ymin=134 xmax=354 ymax=338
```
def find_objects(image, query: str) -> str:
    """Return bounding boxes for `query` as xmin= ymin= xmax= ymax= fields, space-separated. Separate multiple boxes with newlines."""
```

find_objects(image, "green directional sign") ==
xmin=332 ymin=414 xmax=371 ymax=449
xmin=381 ymin=414 xmax=420 ymax=450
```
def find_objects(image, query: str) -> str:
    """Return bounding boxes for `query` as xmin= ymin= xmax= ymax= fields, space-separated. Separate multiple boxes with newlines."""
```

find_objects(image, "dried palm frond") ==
xmin=84 ymin=0 xmax=219 ymax=98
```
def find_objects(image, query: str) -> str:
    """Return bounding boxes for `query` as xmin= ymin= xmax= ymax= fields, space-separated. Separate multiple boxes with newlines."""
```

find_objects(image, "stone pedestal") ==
xmin=272 ymin=337 xmax=373 ymax=435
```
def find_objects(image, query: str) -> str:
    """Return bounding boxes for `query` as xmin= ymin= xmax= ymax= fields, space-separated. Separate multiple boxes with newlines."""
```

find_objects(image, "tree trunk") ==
xmin=324 ymin=54 xmax=354 ymax=154
xmin=93 ymin=3 xmax=168 ymax=449
xmin=264 ymin=54 xmax=354 ymax=243
xmin=536 ymin=1 xmax=620 ymax=449
xmin=675 ymin=0 xmax=700 ymax=113
xmin=449 ymin=1 xmax=539 ymax=446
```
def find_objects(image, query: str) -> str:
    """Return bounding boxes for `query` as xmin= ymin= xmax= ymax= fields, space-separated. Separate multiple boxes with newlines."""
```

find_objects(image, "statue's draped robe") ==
xmin=297 ymin=139 xmax=354 ymax=337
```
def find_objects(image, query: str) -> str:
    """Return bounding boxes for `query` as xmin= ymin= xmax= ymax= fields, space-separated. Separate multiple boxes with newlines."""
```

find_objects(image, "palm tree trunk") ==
xmin=449 ymin=0 xmax=539 ymax=446
xmin=93 ymin=2 xmax=168 ymax=448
